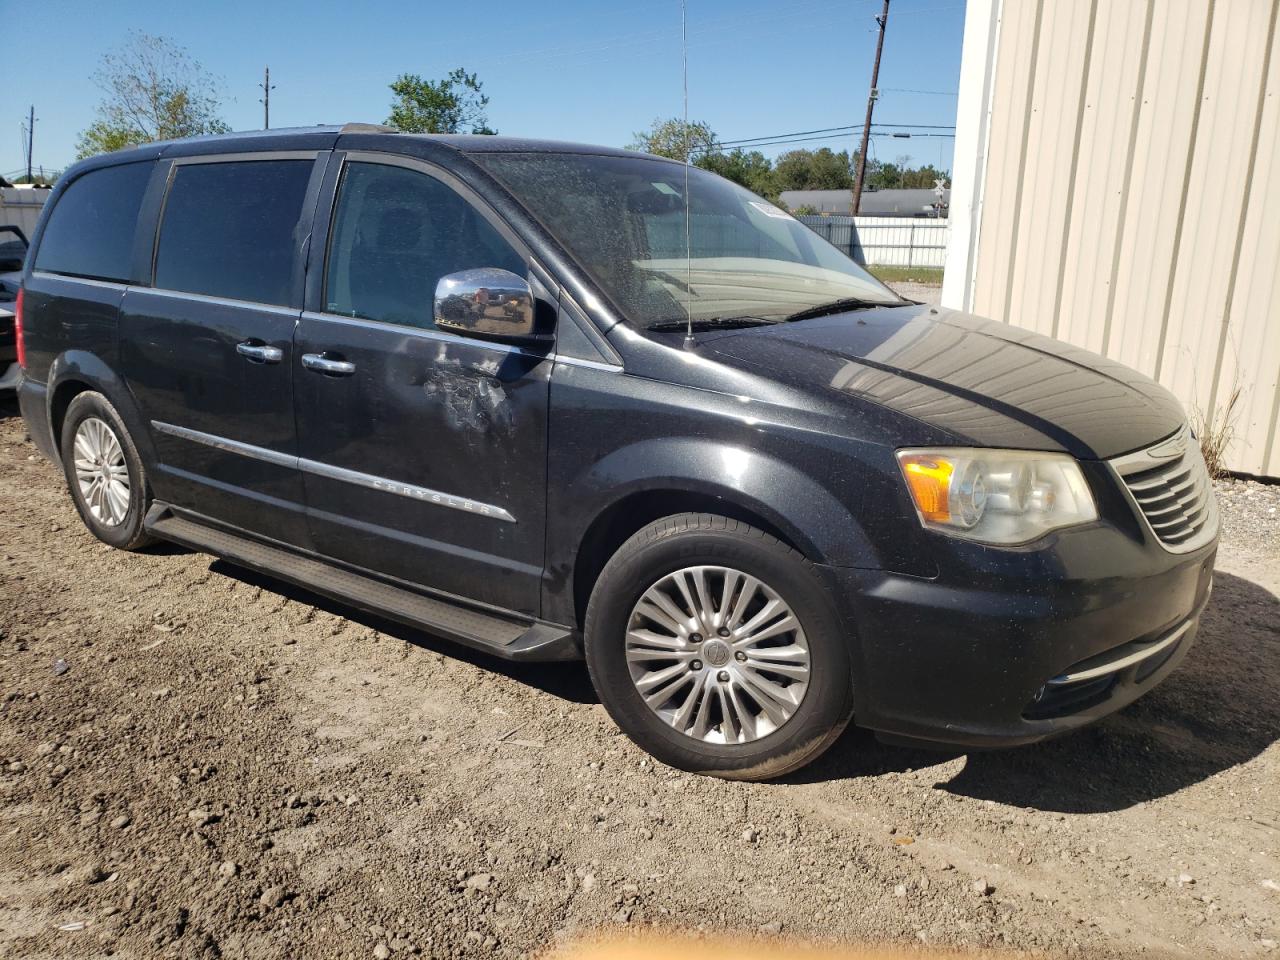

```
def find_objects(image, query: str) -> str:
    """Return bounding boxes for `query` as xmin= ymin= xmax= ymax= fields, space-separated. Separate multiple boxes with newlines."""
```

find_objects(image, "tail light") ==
xmin=14 ymin=286 xmax=24 ymax=369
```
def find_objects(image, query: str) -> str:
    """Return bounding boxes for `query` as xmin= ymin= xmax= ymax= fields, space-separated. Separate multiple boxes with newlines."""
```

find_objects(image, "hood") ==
xmin=701 ymin=303 xmax=1185 ymax=460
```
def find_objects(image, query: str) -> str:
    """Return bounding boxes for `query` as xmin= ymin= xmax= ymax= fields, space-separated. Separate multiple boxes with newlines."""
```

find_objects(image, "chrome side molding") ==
xmin=152 ymin=420 xmax=296 ymax=468
xmin=1048 ymin=619 xmax=1193 ymax=687
xmin=298 ymin=457 xmax=516 ymax=522
xmin=150 ymin=420 xmax=516 ymax=523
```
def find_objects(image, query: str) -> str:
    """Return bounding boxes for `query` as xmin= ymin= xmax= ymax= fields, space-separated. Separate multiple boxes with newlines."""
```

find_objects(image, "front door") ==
xmin=293 ymin=157 xmax=552 ymax=616
xmin=120 ymin=153 xmax=327 ymax=548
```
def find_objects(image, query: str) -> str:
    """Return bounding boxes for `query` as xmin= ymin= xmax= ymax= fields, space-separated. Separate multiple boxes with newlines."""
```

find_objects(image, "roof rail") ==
xmin=339 ymin=123 xmax=399 ymax=135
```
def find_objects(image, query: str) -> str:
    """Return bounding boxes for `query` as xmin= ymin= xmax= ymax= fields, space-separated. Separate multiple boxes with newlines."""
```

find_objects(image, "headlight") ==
xmin=895 ymin=448 xmax=1097 ymax=545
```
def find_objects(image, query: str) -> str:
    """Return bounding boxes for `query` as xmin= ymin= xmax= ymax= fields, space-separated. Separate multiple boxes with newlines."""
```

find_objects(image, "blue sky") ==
xmin=4 ymin=0 xmax=966 ymax=179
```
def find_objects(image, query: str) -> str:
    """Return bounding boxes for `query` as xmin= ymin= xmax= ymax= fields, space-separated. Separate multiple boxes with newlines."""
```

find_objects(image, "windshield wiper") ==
xmin=782 ymin=297 xmax=901 ymax=323
xmin=646 ymin=316 xmax=784 ymax=332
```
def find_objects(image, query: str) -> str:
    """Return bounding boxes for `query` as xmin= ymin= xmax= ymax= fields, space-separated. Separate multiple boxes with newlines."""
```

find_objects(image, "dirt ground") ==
xmin=1 ymin=398 xmax=1277 ymax=960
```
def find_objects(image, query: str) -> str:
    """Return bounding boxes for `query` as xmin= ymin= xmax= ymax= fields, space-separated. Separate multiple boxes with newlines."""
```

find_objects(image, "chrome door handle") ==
xmin=301 ymin=353 xmax=356 ymax=376
xmin=236 ymin=341 xmax=283 ymax=364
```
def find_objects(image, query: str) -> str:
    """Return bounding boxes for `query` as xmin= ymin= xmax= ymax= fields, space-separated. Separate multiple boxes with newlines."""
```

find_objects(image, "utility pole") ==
xmin=26 ymin=105 xmax=35 ymax=183
xmin=852 ymin=0 xmax=890 ymax=217
xmin=259 ymin=67 xmax=275 ymax=130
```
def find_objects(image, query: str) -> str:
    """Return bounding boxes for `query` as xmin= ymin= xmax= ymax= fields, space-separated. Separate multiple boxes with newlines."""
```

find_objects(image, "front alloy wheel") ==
xmin=585 ymin=513 xmax=854 ymax=780
xmin=625 ymin=565 xmax=811 ymax=744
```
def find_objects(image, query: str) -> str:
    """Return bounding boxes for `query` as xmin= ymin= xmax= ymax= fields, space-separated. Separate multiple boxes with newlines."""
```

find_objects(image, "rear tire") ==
xmin=60 ymin=391 xmax=155 ymax=551
xmin=584 ymin=513 xmax=854 ymax=780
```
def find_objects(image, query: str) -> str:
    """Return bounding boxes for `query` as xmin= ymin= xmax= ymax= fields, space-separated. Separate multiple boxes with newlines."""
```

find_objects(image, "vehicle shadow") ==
xmin=794 ymin=569 xmax=1280 ymax=812
xmin=0 ymin=396 xmax=19 ymax=419
xmin=176 ymin=550 xmax=1278 ymax=806
xmin=204 ymin=559 xmax=600 ymax=705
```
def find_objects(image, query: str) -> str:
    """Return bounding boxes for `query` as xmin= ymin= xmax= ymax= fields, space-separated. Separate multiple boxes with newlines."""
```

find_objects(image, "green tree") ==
xmin=900 ymin=164 xmax=948 ymax=190
xmin=772 ymin=148 xmax=854 ymax=191
xmin=695 ymin=148 xmax=776 ymax=199
xmin=385 ymin=69 xmax=493 ymax=134
xmin=75 ymin=32 xmax=230 ymax=159
xmin=629 ymin=117 xmax=717 ymax=161
xmin=865 ymin=154 xmax=949 ymax=191
xmin=866 ymin=159 xmax=900 ymax=190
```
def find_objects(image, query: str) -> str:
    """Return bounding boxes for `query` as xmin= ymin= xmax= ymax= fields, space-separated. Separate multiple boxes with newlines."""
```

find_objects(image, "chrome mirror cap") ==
xmin=434 ymin=268 xmax=536 ymax=340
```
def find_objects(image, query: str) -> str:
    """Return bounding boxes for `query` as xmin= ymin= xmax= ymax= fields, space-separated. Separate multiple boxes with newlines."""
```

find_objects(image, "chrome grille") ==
xmin=1109 ymin=425 xmax=1218 ymax=553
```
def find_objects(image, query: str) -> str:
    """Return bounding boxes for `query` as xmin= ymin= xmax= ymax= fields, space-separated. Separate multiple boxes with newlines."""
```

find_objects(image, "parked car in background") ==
xmin=0 ymin=224 xmax=27 ymax=392
xmin=14 ymin=126 xmax=1218 ymax=779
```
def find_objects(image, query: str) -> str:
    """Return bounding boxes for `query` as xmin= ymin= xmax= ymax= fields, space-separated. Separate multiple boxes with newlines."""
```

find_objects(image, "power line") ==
xmin=714 ymin=125 xmax=860 ymax=147
xmin=701 ymin=131 xmax=955 ymax=153
xmin=880 ymin=87 xmax=958 ymax=96
xmin=717 ymin=121 xmax=956 ymax=146
xmin=701 ymin=121 xmax=955 ymax=152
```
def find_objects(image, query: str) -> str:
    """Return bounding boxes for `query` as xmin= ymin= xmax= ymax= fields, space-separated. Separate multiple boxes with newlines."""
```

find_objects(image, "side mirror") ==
xmin=434 ymin=268 xmax=540 ymax=343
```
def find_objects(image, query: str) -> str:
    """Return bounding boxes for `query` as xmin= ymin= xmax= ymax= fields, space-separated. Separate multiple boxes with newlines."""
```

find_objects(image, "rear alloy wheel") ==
xmin=72 ymin=417 xmax=132 ymax=527
xmin=586 ymin=513 xmax=854 ymax=780
xmin=60 ymin=391 xmax=155 ymax=550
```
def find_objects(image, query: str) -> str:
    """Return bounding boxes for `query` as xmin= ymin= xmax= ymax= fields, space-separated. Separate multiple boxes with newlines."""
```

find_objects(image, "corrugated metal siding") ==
xmin=950 ymin=0 xmax=1280 ymax=476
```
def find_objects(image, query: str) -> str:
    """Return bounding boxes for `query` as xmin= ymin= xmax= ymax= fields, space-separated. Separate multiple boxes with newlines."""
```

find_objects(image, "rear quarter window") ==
xmin=34 ymin=162 xmax=153 ymax=283
xmin=154 ymin=160 xmax=313 ymax=307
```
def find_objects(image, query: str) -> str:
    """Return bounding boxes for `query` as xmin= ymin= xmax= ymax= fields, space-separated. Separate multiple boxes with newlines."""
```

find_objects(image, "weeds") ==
xmin=1192 ymin=386 xmax=1242 ymax=479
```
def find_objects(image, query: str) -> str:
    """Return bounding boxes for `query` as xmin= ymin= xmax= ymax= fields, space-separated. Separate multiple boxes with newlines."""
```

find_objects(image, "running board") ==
xmin=143 ymin=504 xmax=578 ymax=662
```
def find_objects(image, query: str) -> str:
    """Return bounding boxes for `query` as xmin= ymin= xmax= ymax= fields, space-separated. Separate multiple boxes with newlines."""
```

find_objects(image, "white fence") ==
xmin=798 ymin=215 xmax=950 ymax=269
xmin=0 ymin=187 xmax=49 ymax=238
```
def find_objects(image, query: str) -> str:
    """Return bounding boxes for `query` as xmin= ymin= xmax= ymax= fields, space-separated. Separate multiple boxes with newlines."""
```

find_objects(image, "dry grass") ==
xmin=1192 ymin=385 xmax=1242 ymax=479
xmin=866 ymin=265 xmax=944 ymax=285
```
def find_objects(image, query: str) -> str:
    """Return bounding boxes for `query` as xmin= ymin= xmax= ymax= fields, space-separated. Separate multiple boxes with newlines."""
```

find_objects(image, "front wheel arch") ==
xmin=571 ymin=488 xmax=813 ymax=631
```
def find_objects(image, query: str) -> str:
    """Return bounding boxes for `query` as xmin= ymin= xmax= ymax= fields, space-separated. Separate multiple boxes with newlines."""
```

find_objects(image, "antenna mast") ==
xmin=682 ymin=0 xmax=694 ymax=346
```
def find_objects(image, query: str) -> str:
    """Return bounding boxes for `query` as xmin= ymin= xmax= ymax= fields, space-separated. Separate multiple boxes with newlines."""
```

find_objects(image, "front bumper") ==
xmin=826 ymin=532 xmax=1217 ymax=748
xmin=0 ymin=361 xmax=19 ymax=392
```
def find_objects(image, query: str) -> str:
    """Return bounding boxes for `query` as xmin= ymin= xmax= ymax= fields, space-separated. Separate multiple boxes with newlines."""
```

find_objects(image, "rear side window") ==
xmin=324 ymin=162 xmax=525 ymax=329
xmin=154 ymin=160 xmax=312 ymax=306
xmin=34 ymin=162 xmax=153 ymax=282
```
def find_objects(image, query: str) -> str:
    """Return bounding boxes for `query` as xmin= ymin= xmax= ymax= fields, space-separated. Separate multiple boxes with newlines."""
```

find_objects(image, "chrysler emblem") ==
xmin=1148 ymin=429 xmax=1189 ymax=460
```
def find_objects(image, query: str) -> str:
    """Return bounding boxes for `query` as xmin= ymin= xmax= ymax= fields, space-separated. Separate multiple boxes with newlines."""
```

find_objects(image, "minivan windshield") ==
xmin=475 ymin=153 xmax=902 ymax=330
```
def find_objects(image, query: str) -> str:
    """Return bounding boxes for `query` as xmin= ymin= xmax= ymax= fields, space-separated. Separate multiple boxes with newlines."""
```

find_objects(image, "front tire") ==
xmin=584 ymin=514 xmax=854 ymax=780
xmin=60 ymin=391 xmax=155 ymax=550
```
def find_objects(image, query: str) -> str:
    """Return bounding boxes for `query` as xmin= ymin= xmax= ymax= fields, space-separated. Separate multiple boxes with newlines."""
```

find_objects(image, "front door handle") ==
xmin=236 ymin=341 xmax=283 ymax=364
xmin=301 ymin=353 xmax=356 ymax=377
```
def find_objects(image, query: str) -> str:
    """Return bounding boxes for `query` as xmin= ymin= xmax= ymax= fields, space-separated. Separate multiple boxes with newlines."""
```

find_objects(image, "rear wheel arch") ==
xmin=49 ymin=378 xmax=94 ymax=459
xmin=45 ymin=353 xmax=156 ymax=468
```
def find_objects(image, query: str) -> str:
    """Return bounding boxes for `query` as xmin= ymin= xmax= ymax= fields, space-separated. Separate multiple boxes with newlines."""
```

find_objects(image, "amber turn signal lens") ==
xmin=899 ymin=455 xmax=953 ymax=522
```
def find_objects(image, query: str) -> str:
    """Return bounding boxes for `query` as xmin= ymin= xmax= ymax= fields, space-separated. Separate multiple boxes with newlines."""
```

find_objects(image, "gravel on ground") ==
xmin=1 ymin=400 xmax=1277 ymax=960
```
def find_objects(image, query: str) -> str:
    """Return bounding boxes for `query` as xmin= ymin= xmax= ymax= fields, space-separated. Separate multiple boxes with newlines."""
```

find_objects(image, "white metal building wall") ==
xmin=944 ymin=0 xmax=1280 ymax=477
xmin=0 ymin=187 xmax=49 ymax=238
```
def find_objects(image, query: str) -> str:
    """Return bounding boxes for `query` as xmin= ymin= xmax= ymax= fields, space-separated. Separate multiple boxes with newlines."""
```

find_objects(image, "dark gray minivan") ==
xmin=15 ymin=126 xmax=1218 ymax=779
